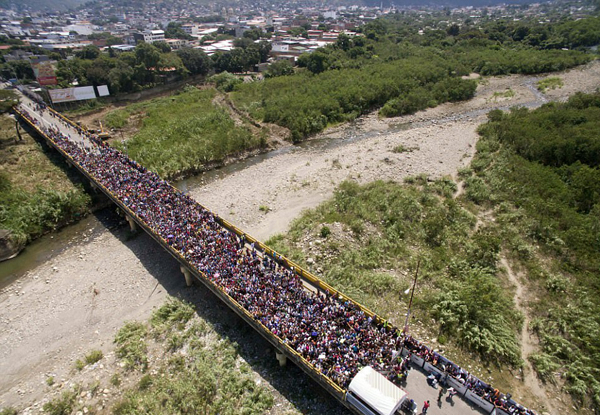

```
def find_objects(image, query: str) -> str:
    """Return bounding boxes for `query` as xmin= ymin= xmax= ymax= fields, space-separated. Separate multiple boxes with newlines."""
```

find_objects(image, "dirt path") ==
xmin=1 ymin=61 xmax=599 ymax=413
xmin=500 ymin=256 xmax=557 ymax=414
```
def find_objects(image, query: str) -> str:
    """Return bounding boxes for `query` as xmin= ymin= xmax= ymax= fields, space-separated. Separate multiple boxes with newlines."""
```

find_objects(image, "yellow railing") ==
xmin=15 ymin=106 xmax=348 ymax=398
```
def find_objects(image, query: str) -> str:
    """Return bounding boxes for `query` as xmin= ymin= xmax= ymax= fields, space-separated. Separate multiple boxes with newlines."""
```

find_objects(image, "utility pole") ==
xmin=403 ymin=258 xmax=420 ymax=334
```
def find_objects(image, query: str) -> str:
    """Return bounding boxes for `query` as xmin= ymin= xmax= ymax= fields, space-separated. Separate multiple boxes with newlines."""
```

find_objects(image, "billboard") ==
xmin=49 ymin=86 xmax=96 ymax=103
xmin=97 ymin=85 xmax=110 ymax=97
xmin=31 ymin=60 xmax=57 ymax=86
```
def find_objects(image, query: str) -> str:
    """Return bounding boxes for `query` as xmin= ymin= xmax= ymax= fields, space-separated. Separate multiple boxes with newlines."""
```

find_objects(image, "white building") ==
xmin=135 ymin=29 xmax=165 ymax=44
xmin=181 ymin=23 xmax=198 ymax=36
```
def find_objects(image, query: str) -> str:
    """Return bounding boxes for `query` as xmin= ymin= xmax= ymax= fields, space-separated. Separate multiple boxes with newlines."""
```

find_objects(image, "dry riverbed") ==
xmin=1 ymin=61 xmax=599 ymax=413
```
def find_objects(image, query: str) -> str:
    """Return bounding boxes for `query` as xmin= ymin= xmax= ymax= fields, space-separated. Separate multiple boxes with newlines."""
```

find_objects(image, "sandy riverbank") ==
xmin=1 ymin=60 xmax=598 ymax=413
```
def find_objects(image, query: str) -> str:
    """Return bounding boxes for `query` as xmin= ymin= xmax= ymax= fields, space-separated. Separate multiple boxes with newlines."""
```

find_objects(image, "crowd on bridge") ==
xmin=16 ymin=101 xmax=537 ymax=415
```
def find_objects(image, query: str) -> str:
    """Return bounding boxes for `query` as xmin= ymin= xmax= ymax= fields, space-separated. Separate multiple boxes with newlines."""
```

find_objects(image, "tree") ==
xmin=335 ymin=33 xmax=351 ymax=51
xmin=0 ymin=89 xmax=18 ymax=113
xmin=86 ymin=57 xmax=111 ymax=85
xmin=135 ymin=42 xmax=161 ymax=69
xmin=447 ymin=24 xmax=460 ymax=37
xmin=106 ymin=36 xmax=123 ymax=46
xmin=164 ymin=22 xmax=193 ymax=40
xmin=256 ymin=41 xmax=271 ymax=63
xmin=118 ymin=52 xmax=137 ymax=68
xmin=265 ymin=60 xmax=293 ymax=78
xmin=75 ymin=45 xmax=100 ymax=60
xmin=233 ymin=37 xmax=254 ymax=49
xmin=56 ymin=58 xmax=89 ymax=86
xmin=298 ymin=50 xmax=330 ymax=74
xmin=108 ymin=61 xmax=134 ymax=93
xmin=157 ymin=53 xmax=187 ymax=77
xmin=153 ymin=41 xmax=172 ymax=53
xmin=176 ymin=48 xmax=211 ymax=76
xmin=243 ymin=28 xmax=263 ymax=41
xmin=217 ymin=48 xmax=248 ymax=72
xmin=0 ymin=60 xmax=35 ymax=81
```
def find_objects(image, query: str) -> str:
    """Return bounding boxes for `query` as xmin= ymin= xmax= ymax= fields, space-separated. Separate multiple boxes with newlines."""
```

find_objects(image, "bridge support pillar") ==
xmin=181 ymin=265 xmax=194 ymax=287
xmin=275 ymin=350 xmax=287 ymax=367
xmin=125 ymin=215 xmax=137 ymax=232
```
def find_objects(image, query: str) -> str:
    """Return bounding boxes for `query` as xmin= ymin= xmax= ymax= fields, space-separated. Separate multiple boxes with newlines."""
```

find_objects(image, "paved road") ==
xmin=403 ymin=367 xmax=490 ymax=415
xmin=16 ymin=91 xmax=96 ymax=152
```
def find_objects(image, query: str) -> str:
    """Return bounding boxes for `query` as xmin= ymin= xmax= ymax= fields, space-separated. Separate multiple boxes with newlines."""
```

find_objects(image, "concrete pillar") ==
xmin=125 ymin=215 xmax=137 ymax=232
xmin=275 ymin=350 xmax=287 ymax=367
xmin=180 ymin=265 xmax=193 ymax=287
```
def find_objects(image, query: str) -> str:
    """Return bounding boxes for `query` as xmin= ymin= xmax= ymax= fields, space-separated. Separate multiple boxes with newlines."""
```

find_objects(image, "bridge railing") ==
xmin=14 ymin=105 xmax=348 ymax=404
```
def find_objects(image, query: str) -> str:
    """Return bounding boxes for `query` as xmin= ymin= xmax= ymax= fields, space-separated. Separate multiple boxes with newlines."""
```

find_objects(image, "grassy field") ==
xmin=0 ymin=114 xmax=91 ymax=246
xmin=267 ymin=177 xmax=522 ymax=368
xmin=103 ymin=86 xmax=267 ymax=179
xmin=32 ymin=299 xmax=274 ymax=415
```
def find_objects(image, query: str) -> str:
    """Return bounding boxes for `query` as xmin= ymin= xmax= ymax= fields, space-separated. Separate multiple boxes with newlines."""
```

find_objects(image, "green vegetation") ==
xmin=111 ymin=298 xmax=273 ymax=414
xmin=42 ymin=389 xmax=78 ymax=415
xmin=0 ymin=408 xmax=18 ymax=415
xmin=114 ymin=321 xmax=148 ymax=371
xmin=490 ymin=89 xmax=516 ymax=101
xmin=110 ymin=373 xmax=121 ymax=387
xmin=84 ymin=349 xmax=103 ymax=365
xmin=471 ymin=93 xmax=600 ymax=410
xmin=230 ymin=15 xmax=593 ymax=142
xmin=209 ymin=71 xmax=243 ymax=93
xmin=150 ymin=297 xmax=195 ymax=332
xmin=0 ymin=90 xmax=18 ymax=113
xmin=392 ymin=144 xmax=418 ymax=153
xmin=46 ymin=376 xmax=54 ymax=386
xmin=0 ymin=115 xmax=91 ymax=246
xmin=74 ymin=359 xmax=85 ymax=371
xmin=537 ymin=76 xmax=564 ymax=92
xmin=107 ymin=86 xmax=266 ymax=179
xmin=267 ymin=177 xmax=522 ymax=366
xmin=232 ymin=51 xmax=478 ymax=142
xmin=104 ymin=109 xmax=128 ymax=129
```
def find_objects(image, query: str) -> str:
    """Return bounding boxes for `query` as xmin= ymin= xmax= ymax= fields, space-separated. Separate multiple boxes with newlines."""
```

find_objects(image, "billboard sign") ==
xmin=97 ymin=85 xmax=110 ymax=97
xmin=49 ymin=86 xmax=96 ymax=103
xmin=31 ymin=60 xmax=57 ymax=86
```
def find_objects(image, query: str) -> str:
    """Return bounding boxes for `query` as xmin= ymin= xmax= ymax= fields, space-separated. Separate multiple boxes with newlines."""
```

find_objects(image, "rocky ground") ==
xmin=0 ymin=61 xmax=598 ymax=414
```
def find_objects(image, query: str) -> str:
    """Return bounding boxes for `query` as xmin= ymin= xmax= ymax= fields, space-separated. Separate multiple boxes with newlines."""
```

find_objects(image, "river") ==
xmin=0 ymin=69 xmax=583 ymax=290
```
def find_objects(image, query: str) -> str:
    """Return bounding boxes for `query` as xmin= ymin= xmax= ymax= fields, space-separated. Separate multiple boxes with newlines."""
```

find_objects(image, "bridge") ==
xmin=13 ymin=89 xmax=535 ymax=415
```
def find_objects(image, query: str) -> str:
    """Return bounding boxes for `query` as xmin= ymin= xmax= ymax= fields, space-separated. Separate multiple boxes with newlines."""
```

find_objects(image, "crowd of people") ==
xmin=16 ymin=100 xmax=537 ymax=415
xmin=402 ymin=336 xmax=537 ymax=415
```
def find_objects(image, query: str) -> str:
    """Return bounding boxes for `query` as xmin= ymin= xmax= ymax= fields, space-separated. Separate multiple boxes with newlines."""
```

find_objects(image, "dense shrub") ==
xmin=472 ymin=92 xmax=600 ymax=409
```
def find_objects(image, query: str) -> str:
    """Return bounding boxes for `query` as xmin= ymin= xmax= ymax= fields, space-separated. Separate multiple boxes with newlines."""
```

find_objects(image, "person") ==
xmin=421 ymin=400 xmax=430 ymax=414
xmin=438 ymin=386 xmax=445 ymax=402
xmin=447 ymin=387 xmax=457 ymax=405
